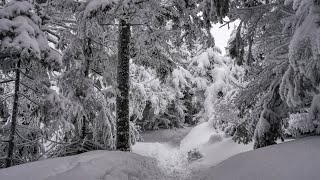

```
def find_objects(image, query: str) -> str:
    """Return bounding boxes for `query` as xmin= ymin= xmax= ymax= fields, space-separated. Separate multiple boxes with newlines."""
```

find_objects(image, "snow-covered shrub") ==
xmin=130 ymin=64 xmax=177 ymax=130
xmin=285 ymin=113 xmax=316 ymax=137
xmin=130 ymin=62 xmax=200 ymax=130
xmin=192 ymin=46 xmax=244 ymax=128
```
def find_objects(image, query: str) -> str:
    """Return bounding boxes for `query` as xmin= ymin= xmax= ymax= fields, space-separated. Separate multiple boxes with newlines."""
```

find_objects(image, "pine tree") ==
xmin=231 ymin=0 xmax=320 ymax=148
xmin=0 ymin=0 xmax=61 ymax=167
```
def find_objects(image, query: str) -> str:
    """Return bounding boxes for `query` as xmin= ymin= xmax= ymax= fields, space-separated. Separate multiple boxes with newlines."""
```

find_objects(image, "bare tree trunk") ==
xmin=5 ymin=59 xmax=21 ymax=168
xmin=116 ymin=19 xmax=131 ymax=151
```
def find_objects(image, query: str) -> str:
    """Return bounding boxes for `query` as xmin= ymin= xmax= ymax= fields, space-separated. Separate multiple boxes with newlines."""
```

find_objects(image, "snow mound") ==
xmin=180 ymin=121 xmax=217 ymax=152
xmin=133 ymin=142 xmax=189 ymax=180
xmin=207 ymin=134 xmax=223 ymax=144
xmin=192 ymin=136 xmax=320 ymax=180
xmin=133 ymin=121 xmax=253 ymax=179
xmin=0 ymin=151 xmax=165 ymax=180
xmin=189 ymin=137 xmax=252 ymax=173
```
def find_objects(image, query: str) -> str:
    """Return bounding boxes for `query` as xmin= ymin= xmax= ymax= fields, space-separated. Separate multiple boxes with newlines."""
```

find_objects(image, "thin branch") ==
xmin=47 ymin=36 xmax=58 ymax=45
xmin=50 ymin=17 xmax=77 ymax=24
xmin=19 ymin=82 xmax=41 ymax=94
xmin=0 ymin=54 xmax=18 ymax=59
xmin=43 ymin=28 xmax=60 ymax=38
xmin=280 ymin=8 xmax=294 ymax=16
xmin=219 ymin=22 xmax=230 ymax=28
xmin=101 ymin=23 xmax=146 ymax=26
xmin=100 ymin=23 xmax=119 ymax=26
xmin=50 ymin=21 xmax=77 ymax=31
xmin=91 ymin=68 xmax=103 ymax=76
xmin=91 ymin=38 xmax=117 ymax=45
xmin=19 ymin=92 xmax=41 ymax=106
xmin=0 ymin=79 xmax=14 ymax=84
xmin=231 ymin=3 xmax=279 ymax=11
xmin=19 ymin=70 xmax=34 ymax=80
xmin=93 ymin=83 xmax=102 ymax=92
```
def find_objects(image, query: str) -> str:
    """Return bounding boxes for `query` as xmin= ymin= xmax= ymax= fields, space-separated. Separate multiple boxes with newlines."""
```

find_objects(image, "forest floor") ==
xmin=132 ymin=121 xmax=253 ymax=180
xmin=1 ymin=121 xmax=319 ymax=180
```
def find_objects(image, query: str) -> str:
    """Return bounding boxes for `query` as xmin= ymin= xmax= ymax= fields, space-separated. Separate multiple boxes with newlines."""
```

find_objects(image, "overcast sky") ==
xmin=211 ymin=20 xmax=238 ymax=55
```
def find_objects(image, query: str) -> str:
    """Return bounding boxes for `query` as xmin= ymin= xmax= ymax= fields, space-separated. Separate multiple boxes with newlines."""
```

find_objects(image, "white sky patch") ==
xmin=211 ymin=19 xmax=240 ymax=55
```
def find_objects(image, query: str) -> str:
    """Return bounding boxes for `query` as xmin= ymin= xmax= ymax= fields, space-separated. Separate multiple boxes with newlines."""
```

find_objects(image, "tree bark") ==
xmin=80 ymin=38 xmax=92 ymax=141
xmin=116 ymin=19 xmax=131 ymax=151
xmin=5 ymin=59 xmax=21 ymax=168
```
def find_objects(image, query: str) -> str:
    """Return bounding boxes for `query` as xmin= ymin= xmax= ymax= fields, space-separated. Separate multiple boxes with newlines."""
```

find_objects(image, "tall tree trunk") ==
xmin=81 ymin=38 xmax=92 ymax=141
xmin=116 ymin=19 xmax=131 ymax=151
xmin=5 ymin=59 xmax=21 ymax=168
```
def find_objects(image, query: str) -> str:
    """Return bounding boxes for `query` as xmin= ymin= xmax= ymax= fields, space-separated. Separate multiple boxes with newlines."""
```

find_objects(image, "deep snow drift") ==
xmin=191 ymin=136 xmax=320 ymax=180
xmin=0 ymin=151 xmax=165 ymax=180
xmin=133 ymin=121 xmax=253 ymax=179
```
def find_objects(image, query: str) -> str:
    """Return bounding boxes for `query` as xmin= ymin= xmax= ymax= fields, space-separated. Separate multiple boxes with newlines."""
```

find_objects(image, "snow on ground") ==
xmin=191 ymin=136 xmax=320 ymax=180
xmin=0 ymin=151 xmax=166 ymax=180
xmin=188 ymin=134 xmax=253 ymax=173
xmin=133 ymin=121 xmax=253 ymax=179
xmin=0 ymin=121 xmax=253 ymax=180
xmin=139 ymin=126 xmax=194 ymax=146
xmin=2 ymin=120 xmax=317 ymax=180
xmin=133 ymin=142 xmax=189 ymax=180
xmin=180 ymin=121 xmax=218 ymax=152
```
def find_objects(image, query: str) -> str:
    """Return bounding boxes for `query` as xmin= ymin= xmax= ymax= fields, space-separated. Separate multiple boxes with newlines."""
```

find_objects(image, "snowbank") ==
xmin=180 ymin=121 xmax=218 ymax=152
xmin=0 ymin=151 xmax=165 ymax=180
xmin=189 ymin=136 xmax=253 ymax=172
xmin=180 ymin=121 xmax=253 ymax=173
xmin=191 ymin=136 xmax=320 ymax=180
xmin=133 ymin=142 xmax=189 ymax=179
xmin=133 ymin=121 xmax=253 ymax=179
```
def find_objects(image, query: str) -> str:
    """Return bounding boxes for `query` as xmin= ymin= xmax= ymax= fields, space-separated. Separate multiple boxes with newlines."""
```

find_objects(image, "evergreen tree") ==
xmin=231 ymin=0 xmax=320 ymax=148
xmin=0 ymin=0 xmax=61 ymax=167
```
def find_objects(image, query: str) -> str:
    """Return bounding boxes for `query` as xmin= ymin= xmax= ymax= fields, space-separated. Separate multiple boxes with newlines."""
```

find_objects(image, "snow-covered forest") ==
xmin=0 ymin=0 xmax=319 ymax=179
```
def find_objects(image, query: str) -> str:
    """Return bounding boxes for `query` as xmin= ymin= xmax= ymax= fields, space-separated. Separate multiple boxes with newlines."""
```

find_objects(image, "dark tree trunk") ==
xmin=5 ymin=59 xmax=21 ymax=168
xmin=81 ymin=38 xmax=92 ymax=141
xmin=116 ymin=19 xmax=131 ymax=151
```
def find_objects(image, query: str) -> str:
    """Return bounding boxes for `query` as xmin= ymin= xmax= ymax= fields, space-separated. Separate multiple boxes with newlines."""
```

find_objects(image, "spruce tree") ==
xmin=0 ymin=0 xmax=61 ymax=167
